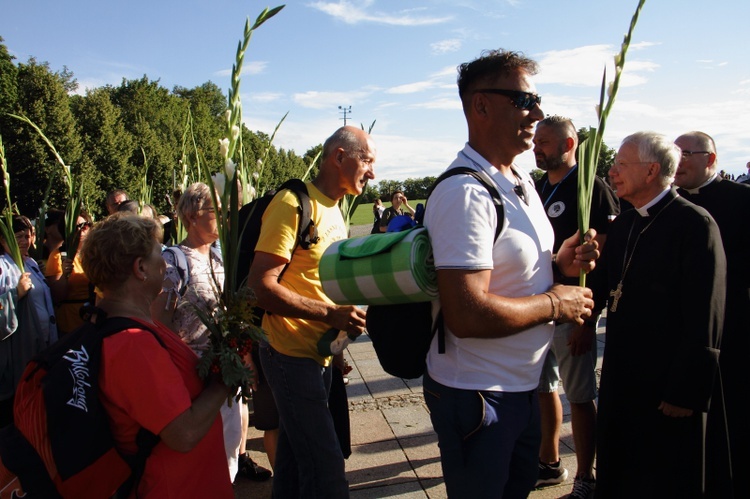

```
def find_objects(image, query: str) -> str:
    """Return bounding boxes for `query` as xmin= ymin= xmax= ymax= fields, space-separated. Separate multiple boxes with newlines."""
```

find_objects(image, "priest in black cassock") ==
xmin=596 ymin=132 xmax=726 ymax=499
xmin=674 ymin=131 xmax=750 ymax=498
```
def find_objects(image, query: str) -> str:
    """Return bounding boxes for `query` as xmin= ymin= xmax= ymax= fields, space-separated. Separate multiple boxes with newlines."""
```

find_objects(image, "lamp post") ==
xmin=338 ymin=105 xmax=352 ymax=126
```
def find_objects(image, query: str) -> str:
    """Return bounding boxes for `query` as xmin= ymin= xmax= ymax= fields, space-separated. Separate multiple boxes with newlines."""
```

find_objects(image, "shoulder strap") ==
xmin=277 ymin=179 xmax=320 ymax=251
xmin=425 ymin=167 xmax=505 ymax=354
xmin=428 ymin=166 xmax=505 ymax=242
xmin=274 ymin=179 xmax=320 ymax=283
xmin=163 ymin=246 xmax=189 ymax=294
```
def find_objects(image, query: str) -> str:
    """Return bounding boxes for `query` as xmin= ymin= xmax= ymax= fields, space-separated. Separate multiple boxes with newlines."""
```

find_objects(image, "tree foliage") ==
xmin=1 ymin=38 xmax=526 ymax=222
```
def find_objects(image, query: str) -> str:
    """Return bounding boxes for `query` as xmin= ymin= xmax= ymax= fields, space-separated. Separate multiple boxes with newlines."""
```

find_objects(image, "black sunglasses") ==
xmin=475 ymin=88 xmax=542 ymax=111
xmin=76 ymin=222 xmax=92 ymax=231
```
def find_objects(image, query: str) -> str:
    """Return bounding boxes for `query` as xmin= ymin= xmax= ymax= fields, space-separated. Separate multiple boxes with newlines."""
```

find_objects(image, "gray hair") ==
xmin=621 ymin=131 xmax=680 ymax=187
xmin=176 ymin=182 xmax=212 ymax=227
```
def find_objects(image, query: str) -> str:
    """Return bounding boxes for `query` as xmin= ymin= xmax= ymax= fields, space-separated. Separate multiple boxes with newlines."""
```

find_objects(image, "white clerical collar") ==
xmin=636 ymin=187 xmax=672 ymax=217
xmin=684 ymin=173 xmax=718 ymax=195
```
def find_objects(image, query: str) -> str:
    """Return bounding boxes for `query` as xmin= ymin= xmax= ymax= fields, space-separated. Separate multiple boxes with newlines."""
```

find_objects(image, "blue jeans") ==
xmin=423 ymin=372 xmax=540 ymax=499
xmin=259 ymin=342 xmax=349 ymax=499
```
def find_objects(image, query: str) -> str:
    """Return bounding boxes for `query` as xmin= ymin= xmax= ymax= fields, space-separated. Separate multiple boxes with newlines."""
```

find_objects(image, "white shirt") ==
xmin=423 ymin=144 xmax=555 ymax=392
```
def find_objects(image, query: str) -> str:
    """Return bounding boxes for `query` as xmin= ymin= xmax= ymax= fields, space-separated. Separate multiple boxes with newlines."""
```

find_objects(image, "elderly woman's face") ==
xmin=190 ymin=201 xmax=219 ymax=243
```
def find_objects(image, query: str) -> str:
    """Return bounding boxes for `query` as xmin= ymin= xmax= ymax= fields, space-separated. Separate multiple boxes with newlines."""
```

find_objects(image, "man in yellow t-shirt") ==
xmin=249 ymin=126 xmax=376 ymax=498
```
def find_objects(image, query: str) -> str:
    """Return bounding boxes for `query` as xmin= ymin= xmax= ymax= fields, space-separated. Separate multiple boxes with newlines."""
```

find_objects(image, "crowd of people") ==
xmin=1 ymin=47 xmax=747 ymax=499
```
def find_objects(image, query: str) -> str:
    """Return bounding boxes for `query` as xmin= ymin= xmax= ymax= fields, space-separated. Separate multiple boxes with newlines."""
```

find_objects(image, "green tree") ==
xmin=377 ymin=180 xmax=403 ymax=201
xmin=0 ymin=37 xmax=18 ymax=117
xmin=577 ymin=128 xmax=615 ymax=178
xmin=530 ymin=169 xmax=544 ymax=182
xmin=173 ymin=81 xmax=226 ymax=176
xmin=402 ymin=177 xmax=435 ymax=200
xmin=111 ymin=76 xmax=187 ymax=214
xmin=70 ymin=87 xmax=135 ymax=217
xmin=7 ymin=58 xmax=82 ymax=215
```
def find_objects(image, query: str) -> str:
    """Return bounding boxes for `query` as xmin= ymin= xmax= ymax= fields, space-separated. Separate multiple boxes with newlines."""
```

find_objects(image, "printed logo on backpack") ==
xmin=0 ymin=315 xmax=162 ymax=498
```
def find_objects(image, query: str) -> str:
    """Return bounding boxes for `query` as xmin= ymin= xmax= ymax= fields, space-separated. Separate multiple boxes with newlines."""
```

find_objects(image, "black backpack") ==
xmin=365 ymin=167 xmax=505 ymax=379
xmin=0 ymin=314 xmax=162 ymax=499
xmin=235 ymin=179 xmax=319 ymax=324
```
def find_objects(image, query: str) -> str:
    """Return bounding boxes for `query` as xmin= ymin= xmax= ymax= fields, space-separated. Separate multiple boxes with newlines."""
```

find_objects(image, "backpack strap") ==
xmin=428 ymin=166 xmax=505 ymax=241
xmin=274 ymin=179 xmax=319 ymax=282
xmin=277 ymin=179 xmax=319 ymax=251
xmin=163 ymin=246 xmax=190 ymax=295
xmin=0 ymin=425 xmax=62 ymax=498
xmin=425 ymin=167 xmax=506 ymax=354
xmin=88 ymin=314 xmax=163 ymax=498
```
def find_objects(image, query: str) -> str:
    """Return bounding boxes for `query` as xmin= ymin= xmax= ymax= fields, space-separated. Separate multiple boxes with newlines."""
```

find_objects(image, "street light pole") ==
xmin=338 ymin=105 xmax=352 ymax=126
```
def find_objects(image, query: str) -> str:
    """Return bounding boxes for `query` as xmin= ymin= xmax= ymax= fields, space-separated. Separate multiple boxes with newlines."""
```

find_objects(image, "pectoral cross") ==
xmin=609 ymin=282 xmax=623 ymax=312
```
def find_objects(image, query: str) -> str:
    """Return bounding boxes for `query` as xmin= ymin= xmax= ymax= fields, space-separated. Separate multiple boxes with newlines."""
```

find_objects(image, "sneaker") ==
xmin=568 ymin=476 xmax=596 ymax=499
xmin=535 ymin=459 xmax=568 ymax=487
xmin=236 ymin=453 xmax=272 ymax=482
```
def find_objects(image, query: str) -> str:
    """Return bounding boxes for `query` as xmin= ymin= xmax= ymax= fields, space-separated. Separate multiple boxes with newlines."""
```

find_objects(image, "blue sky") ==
xmin=3 ymin=0 xmax=749 ymax=181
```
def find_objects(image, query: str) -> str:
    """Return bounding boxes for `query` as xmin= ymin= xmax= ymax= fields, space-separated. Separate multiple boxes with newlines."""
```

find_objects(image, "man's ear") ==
xmin=706 ymin=152 xmax=717 ymax=169
xmin=565 ymin=137 xmax=575 ymax=154
xmin=472 ymin=92 xmax=489 ymax=117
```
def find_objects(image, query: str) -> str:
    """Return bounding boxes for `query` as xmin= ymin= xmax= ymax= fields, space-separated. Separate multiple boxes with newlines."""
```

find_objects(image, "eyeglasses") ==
xmin=680 ymin=150 xmax=711 ymax=158
xmin=474 ymin=89 xmax=542 ymax=111
xmin=76 ymin=222 xmax=92 ymax=231
xmin=611 ymin=160 xmax=652 ymax=170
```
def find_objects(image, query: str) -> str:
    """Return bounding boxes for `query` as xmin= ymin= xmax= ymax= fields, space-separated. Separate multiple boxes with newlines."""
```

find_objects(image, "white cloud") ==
xmin=409 ymin=96 xmax=462 ymax=111
xmin=293 ymin=90 xmax=372 ymax=109
xmin=308 ymin=1 xmax=451 ymax=26
xmin=431 ymin=39 xmax=462 ymax=54
xmin=535 ymin=44 xmax=658 ymax=87
xmin=386 ymin=81 xmax=437 ymax=94
xmin=250 ymin=92 xmax=284 ymax=103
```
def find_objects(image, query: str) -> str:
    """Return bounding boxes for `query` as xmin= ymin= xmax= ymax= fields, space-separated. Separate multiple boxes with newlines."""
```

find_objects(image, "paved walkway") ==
xmin=234 ymin=320 xmax=607 ymax=498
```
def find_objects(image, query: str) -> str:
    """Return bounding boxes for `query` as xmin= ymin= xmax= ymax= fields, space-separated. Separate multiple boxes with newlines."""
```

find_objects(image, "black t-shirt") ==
xmin=536 ymin=166 xmax=620 ymax=253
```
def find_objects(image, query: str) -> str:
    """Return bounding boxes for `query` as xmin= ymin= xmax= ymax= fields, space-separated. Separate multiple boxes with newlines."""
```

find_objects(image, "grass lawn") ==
xmin=349 ymin=200 xmax=426 ymax=226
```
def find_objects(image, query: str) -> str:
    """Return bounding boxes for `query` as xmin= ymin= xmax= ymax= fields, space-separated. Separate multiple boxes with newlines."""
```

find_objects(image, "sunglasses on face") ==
xmin=475 ymin=88 xmax=542 ymax=111
xmin=76 ymin=222 xmax=92 ymax=231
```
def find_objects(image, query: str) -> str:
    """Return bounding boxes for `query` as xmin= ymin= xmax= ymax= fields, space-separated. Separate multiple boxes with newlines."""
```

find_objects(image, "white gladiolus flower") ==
xmin=607 ymin=82 xmax=615 ymax=98
xmin=257 ymin=159 xmax=263 ymax=168
xmin=212 ymin=173 xmax=226 ymax=196
xmin=232 ymin=125 xmax=240 ymax=140
xmin=594 ymin=104 xmax=601 ymax=118
xmin=614 ymin=54 xmax=623 ymax=67
xmin=219 ymin=138 xmax=230 ymax=158
xmin=224 ymin=109 xmax=232 ymax=122
xmin=252 ymin=171 xmax=259 ymax=180
xmin=225 ymin=159 xmax=236 ymax=180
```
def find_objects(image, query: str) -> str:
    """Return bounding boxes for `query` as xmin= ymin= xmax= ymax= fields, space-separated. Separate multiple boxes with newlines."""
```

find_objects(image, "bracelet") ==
xmin=542 ymin=292 xmax=557 ymax=322
xmin=546 ymin=289 xmax=564 ymax=321
xmin=551 ymin=253 xmax=563 ymax=282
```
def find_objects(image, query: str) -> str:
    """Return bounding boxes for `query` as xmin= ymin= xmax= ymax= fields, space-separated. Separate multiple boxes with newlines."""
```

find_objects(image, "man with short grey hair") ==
xmin=596 ymin=131 xmax=726 ymax=498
